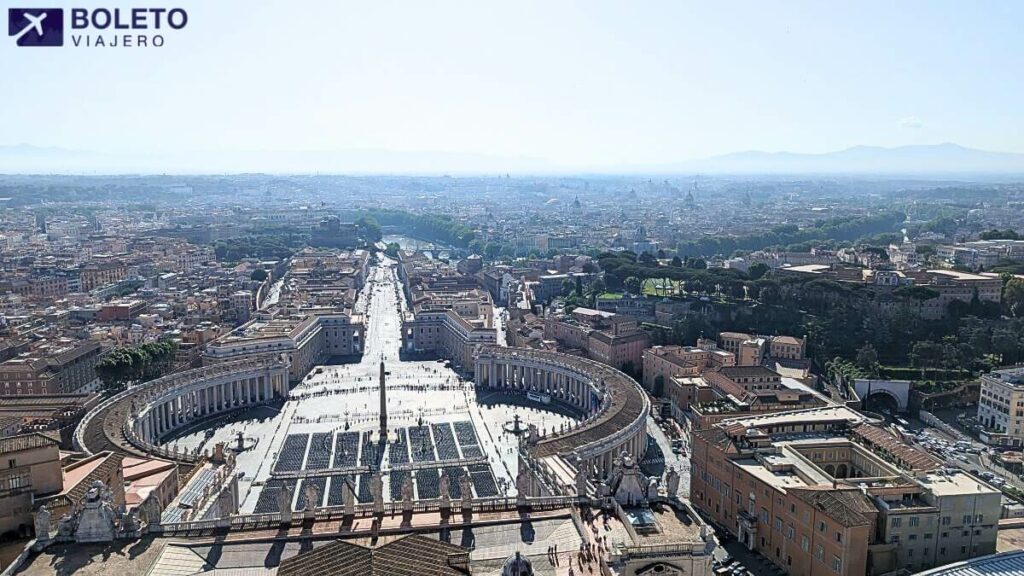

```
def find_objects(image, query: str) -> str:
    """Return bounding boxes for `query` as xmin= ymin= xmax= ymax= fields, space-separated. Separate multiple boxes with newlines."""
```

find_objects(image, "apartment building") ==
xmin=204 ymin=311 xmax=364 ymax=383
xmin=718 ymin=332 xmax=806 ymax=366
xmin=0 ymin=340 xmax=105 ymax=396
xmin=690 ymin=365 xmax=827 ymax=429
xmin=642 ymin=344 xmax=735 ymax=395
xmin=0 ymin=433 xmax=62 ymax=535
xmin=399 ymin=252 xmax=497 ymax=372
xmin=543 ymin=307 xmax=649 ymax=374
xmin=977 ymin=367 xmax=1024 ymax=448
xmin=79 ymin=261 xmax=128 ymax=292
xmin=690 ymin=407 xmax=1000 ymax=576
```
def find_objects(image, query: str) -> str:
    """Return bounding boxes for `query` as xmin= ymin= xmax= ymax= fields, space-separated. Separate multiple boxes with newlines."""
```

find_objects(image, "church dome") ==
xmin=501 ymin=551 xmax=533 ymax=576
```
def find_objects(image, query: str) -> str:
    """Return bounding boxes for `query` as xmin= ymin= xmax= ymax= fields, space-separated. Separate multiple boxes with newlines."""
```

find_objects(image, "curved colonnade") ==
xmin=75 ymin=355 xmax=290 ymax=463
xmin=474 ymin=345 xmax=649 ymax=476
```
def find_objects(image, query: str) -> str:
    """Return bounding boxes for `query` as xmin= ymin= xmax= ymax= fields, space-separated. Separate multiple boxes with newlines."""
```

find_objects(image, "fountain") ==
xmin=503 ymin=412 xmax=528 ymax=435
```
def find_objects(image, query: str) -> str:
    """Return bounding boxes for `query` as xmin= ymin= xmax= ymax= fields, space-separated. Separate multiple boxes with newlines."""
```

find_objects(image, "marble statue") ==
xmin=140 ymin=494 xmax=163 ymax=526
xmin=574 ymin=465 xmax=589 ymax=498
xmin=665 ymin=466 xmax=680 ymax=496
xmin=516 ymin=467 xmax=531 ymax=504
xmin=304 ymin=482 xmax=320 ymax=513
xmin=278 ymin=482 xmax=293 ymax=521
xmin=526 ymin=424 xmax=540 ymax=445
xmin=439 ymin=473 xmax=451 ymax=505
xmin=74 ymin=480 xmax=119 ymax=543
xmin=460 ymin=474 xmax=473 ymax=509
xmin=57 ymin=514 xmax=75 ymax=538
xmin=401 ymin=476 xmax=414 ymax=512
xmin=371 ymin=472 xmax=384 ymax=514
xmin=342 ymin=477 xmax=355 ymax=516
xmin=33 ymin=506 xmax=51 ymax=542
xmin=121 ymin=508 xmax=141 ymax=534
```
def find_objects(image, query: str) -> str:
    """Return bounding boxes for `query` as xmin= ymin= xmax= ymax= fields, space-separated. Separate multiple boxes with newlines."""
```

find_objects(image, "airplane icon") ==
xmin=8 ymin=8 xmax=63 ymax=46
xmin=11 ymin=11 xmax=47 ymax=43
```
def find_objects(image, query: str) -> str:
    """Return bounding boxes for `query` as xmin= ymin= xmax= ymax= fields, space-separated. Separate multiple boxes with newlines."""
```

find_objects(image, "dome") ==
xmin=501 ymin=551 xmax=533 ymax=576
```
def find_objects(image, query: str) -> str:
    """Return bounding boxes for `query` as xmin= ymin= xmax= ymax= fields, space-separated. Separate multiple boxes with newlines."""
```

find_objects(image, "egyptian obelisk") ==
xmin=379 ymin=360 xmax=387 ymax=439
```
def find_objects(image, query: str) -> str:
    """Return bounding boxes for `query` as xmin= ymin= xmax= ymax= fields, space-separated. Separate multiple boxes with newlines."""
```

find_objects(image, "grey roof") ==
xmin=913 ymin=550 xmax=1024 ymax=576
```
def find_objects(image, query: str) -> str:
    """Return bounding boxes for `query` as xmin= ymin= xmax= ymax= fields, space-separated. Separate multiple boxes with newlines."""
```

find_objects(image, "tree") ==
xmin=1005 ymin=278 xmax=1024 ymax=318
xmin=354 ymin=216 xmax=382 ymax=243
xmin=980 ymin=229 xmax=1020 ymax=240
xmin=670 ymin=256 xmax=683 ymax=268
xmin=561 ymin=278 xmax=576 ymax=298
xmin=584 ymin=278 xmax=606 ymax=307
xmin=250 ymin=269 xmax=268 ymax=282
xmin=624 ymin=276 xmax=642 ymax=295
xmin=484 ymin=243 xmax=502 ymax=258
xmin=96 ymin=340 xmax=179 ymax=395
xmin=856 ymin=343 xmax=879 ymax=376
xmin=384 ymin=242 xmax=401 ymax=257
xmin=748 ymin=262 xmax=770 ymax=280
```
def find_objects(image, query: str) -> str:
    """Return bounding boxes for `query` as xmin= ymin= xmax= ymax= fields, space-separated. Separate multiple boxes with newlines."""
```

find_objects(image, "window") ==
xmin=891 ymin=517 xmax=902 ymax=528
xmin=836 ymin=531 xmax=842 ymax=543
xmin=976 ymin=515 xmax=984 ymax=523
xmin=909 ymin=534 xmax=917 ymax=541
xmin=819 ymin=521 xmax=827 ymax=532
xmin=963 ymin=515 xmax=972 ymax=525
xmin=787 ymin=525 xmax=794 ymax=539
xmin=891 ymin=535 xmax=900 ymax=544
xmin=815 ymin=545 xmax=824 ymax=561
xmin=832 ymin=556 xmax=842 ymax=572
xmin=941 ymin=516 xmax=951 ymax=526
xmin=801 ymin=536 xmax=809 ymax=552
xmin=909 ymin=516 xmax=919 ymax=527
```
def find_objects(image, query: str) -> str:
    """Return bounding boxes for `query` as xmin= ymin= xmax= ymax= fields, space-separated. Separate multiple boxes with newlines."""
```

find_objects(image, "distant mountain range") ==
xmin=675 ymin=143 xmax=1024 ymax=175
xmin=1 ymin=142 xmax=1023 ymax=176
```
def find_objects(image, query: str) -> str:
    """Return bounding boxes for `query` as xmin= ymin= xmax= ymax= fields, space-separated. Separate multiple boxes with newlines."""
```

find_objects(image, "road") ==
xmin=642 ymin=418 xmax=691 ymax=498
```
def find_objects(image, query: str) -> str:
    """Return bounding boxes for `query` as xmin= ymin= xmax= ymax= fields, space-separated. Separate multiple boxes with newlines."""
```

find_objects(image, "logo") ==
xmin=8 ymin=8 xmax=63 ymax=46
xmin=8 ymin=7 xmax=188 ymax=49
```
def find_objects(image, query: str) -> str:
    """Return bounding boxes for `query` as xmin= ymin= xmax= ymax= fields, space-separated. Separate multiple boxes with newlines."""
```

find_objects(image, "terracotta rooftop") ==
xmin=851 ymin=423 xmax=942 ymax=471
xmin=0 ymin=432 xmax=60 ymax=455
xmin=789 ymin=488 xmax=875 ymax=528
xmin=277 ymin=534 xmax=470 ymax=576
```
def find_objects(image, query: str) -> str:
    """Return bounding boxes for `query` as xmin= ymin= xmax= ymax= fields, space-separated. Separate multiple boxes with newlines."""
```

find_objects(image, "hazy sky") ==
xmin=2 ymin=0 xmax=1022 ymax=168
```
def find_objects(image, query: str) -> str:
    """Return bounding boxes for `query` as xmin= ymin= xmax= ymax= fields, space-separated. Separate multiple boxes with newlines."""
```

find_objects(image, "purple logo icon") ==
xmin=9 ymin=8 xmax=63 ymax=46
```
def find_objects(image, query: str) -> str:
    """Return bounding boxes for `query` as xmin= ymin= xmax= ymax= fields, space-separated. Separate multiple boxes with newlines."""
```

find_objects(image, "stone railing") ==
xmin=155 ymin=494 xmax=580 ymax=534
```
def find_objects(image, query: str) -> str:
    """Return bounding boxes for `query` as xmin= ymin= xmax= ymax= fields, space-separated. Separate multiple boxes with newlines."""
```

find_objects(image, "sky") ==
xmin=1 ymin=0 xmax=1022 ymax=171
